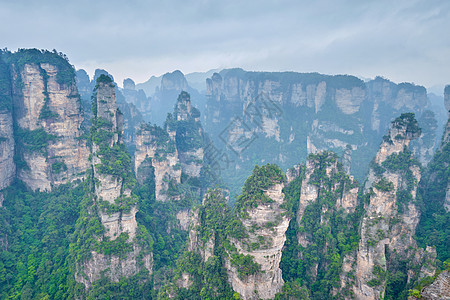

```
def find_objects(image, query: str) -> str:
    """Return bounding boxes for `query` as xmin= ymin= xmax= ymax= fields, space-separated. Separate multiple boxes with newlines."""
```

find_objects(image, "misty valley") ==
xmin=0 ymin=49 xmax=448 ymax=300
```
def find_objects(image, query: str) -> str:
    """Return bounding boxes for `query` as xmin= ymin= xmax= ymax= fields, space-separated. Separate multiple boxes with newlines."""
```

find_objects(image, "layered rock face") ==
xmin=289 ymin=151 xmax=360 ymax=297
xmin=353 ymin=114 xmax=424 ymax=299
xmin=76 ymin=69 xmax=144 ymax=149
xmin=296 ymin=152 xmax=359 ymax=239
xmin=205 ymin=70 xmax=439 ymax=193
xmin=0 ymin=108 xmax=14 ymax=190
xmin=7 ymin=52 xmax=89 ymax=191
xmin=0 ymin=59 xmax=15 ymax=190
xmin=76 ymin=75 xmax=151 ymax=287
xmin=421 ymin=271 xmax=450 ymax=299
xmin=135 ymin=124 xmax=181 ymax=202
xmin=444 ymin=86 xmax=450 ymax=211
xmin=226 ymin=182 xmax=290 ymax=300
xmin=172 ymin=91 xmax=204 ymax=178
xmin=135 ymin=91 xmax=205 ymax=201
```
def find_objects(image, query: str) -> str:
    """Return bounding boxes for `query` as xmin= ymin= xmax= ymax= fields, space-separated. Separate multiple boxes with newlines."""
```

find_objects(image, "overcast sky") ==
xmin=1 ymin=0 xmax=449 ymax=92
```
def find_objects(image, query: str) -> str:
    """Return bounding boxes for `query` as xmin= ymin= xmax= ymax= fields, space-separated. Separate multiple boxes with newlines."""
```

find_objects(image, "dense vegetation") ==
xmin=416 ymin=141 xmax=450 ymax=262
xmin=166 ymin=189 xmax=237 ymax=299
xmin=235 ymin=164 xmax=285 ymax=214
xmin=0 ymin=181 xmax=85 ymax=299
xmin=280 ymin=152 xmax=362 ymax=300
xmin=0 ymin=50 xmax=448 ymax=300
xmin=1 ymin=48 xmax=75 ymax=86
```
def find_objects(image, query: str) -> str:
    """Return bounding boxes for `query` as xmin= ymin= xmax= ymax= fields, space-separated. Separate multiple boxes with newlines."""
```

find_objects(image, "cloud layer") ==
xmin=1 ymin=0 xmax=449 ymax=90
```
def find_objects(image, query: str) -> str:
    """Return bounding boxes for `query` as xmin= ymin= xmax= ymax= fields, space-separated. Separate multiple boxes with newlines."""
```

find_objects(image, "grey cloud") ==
xmin=0 ymin=0 xmax=448 ymax=90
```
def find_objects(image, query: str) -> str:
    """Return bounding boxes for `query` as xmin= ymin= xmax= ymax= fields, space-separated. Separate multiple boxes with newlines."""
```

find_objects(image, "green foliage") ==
xmin=88 ymin=115 xmax=135 ymax=188
xmin=39 ymin=102 xmax=59 ymax=120
xmin=96 ymin=74 xmax=113 ymax=84
xmin=416 ymin=142 xmax=450 ymax=262
xmin=374 ymin=177 xmax=394 ymax=192
xmin=171 ymin=189 xmax=236 ymax=299
xmin=16 ymin=128 xmax=56 ymax=153
xmin=230 ymin=253 xmax=261 ymax=279
xmin=367 ymin=264 xmax=386 ymax=287
xmin=381 ymin=148 xmax=420 ymax=212
xmin=0 ymin=181 xmax=85 ymax=299
xmin=408 ymin=289 xmax=421 ymax=299
xmin=275 ymin=280 xmax=310 ymax=299
xmin=2 ymin=48 xmax=75 ymax=86
xmin=0 ymin=54 xmax=12 ymax=111
xmin=235 ymin=164 xmax=286 ymax=214
xmin=14 ymin=127 xmax=57 ymax=164
xmin=134 ymin=170 xmax=189 ymax=275
xmin=138 ymin=123 xmax=177 ymax=161
xmin=175 ymin=119 xmax=203 ymax=153
xmin=392 ymin=113 xmax=421 ymax=136
xmin=370 ymin=160 xmax=386 ymax=177
xmin=85 ymin=272 xmax=152 ymax=300
xmin=99 ymin=233 xmax=132 ymax=257
xmin=279 ymin=152 xmax=363 ymax=299
xmin=52 ymin=161 xmax=67 ymax=174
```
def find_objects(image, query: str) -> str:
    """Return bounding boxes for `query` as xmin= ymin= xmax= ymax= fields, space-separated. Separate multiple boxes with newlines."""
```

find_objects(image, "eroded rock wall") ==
xmin=226 ymin=183 xmax=290 ymax=300
xmin=0 ymin=59 xmax=15 ymax=190
xmin=354 ymin=115 xmax=425 ymax=300
xmin=13 ymin=62 xmax=89 ymax=191
xmin=76 ymin=77 xmax=152 ymax=288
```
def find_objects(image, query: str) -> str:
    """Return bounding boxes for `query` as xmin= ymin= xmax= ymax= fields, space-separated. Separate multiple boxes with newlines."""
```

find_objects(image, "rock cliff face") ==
xmin=444 ymin=86 xmax=450 ymax=211
xmin=205 ymin=70 xmax=439 ymax=194
xmin=1 ymin=50 xmax=90 ymax=191
xmin=421 ymin=271 xmax=450 ymax=300
xmin=76 ymin=75 xmax=152 ymax=287
xmin=444 ymin=86 xmax=450 ymax=146
xmin=226 ymin=182 xmax=290 ymax=300
xmin=297 ymin=152 xmax=359 ymax=232
xmin=134 ymin=91 xmax=205 ymax=201
xmin=135 ymin=124 xmax=181 ymax=202
xmin=353 ymin=114 xmax=424 ymax=299
xmin=117 ymin=78 xmax=145 ymax=146
xmin=0 ymin=108 xmax=14 ymax=190
xmin=76 ymin=69 xmax=144 ymax=149
xmin=0 ymin=58 xmax=15 ymax=190
xmin=286 ymin=151 xmax=360 ymax=298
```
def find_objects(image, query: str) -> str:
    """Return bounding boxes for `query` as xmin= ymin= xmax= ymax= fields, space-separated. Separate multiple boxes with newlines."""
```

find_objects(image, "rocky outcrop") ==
xmin=76 ymin=69 xmax=145 ymax=149
xmin=76 ymin=75 xmax=151 ymax=288
xmin=0 ymin=58 xmax=15 ymax=190
xmin=0 ymin=108 xmax=14 ymax=190
xmin=288 ymin=151 xmax=359 ymax=297
xmin=134 ymin=91 xmax=206 ymax=201
xmin=354 ymin=114 xmax=425 ymax=300
xmin=411 ymin=110 xmax=439 ymax=164
xmin=226 ymin=181 xmax=290 ymax=300
xmin=444 ymin=86 xmax=450 ymax=211
xmin=444 ymin=85 xmax=450 ymax=145
xmin=77 ymin=247 xmax=152 ymax=289
xmin=9 ymin=53 xmax=89 ymax=191
xmin=173 ymin=91 xmax=204 ymax=178
xmin=146 ymin=70 xmax=204 ymax=125
xmin=135 ymin=124 xmax=181 ymax=202
xmin=421 ymin=271 xmax=450 ymax=300
xmin=204 ymin=70 xmax=438 ymax=194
